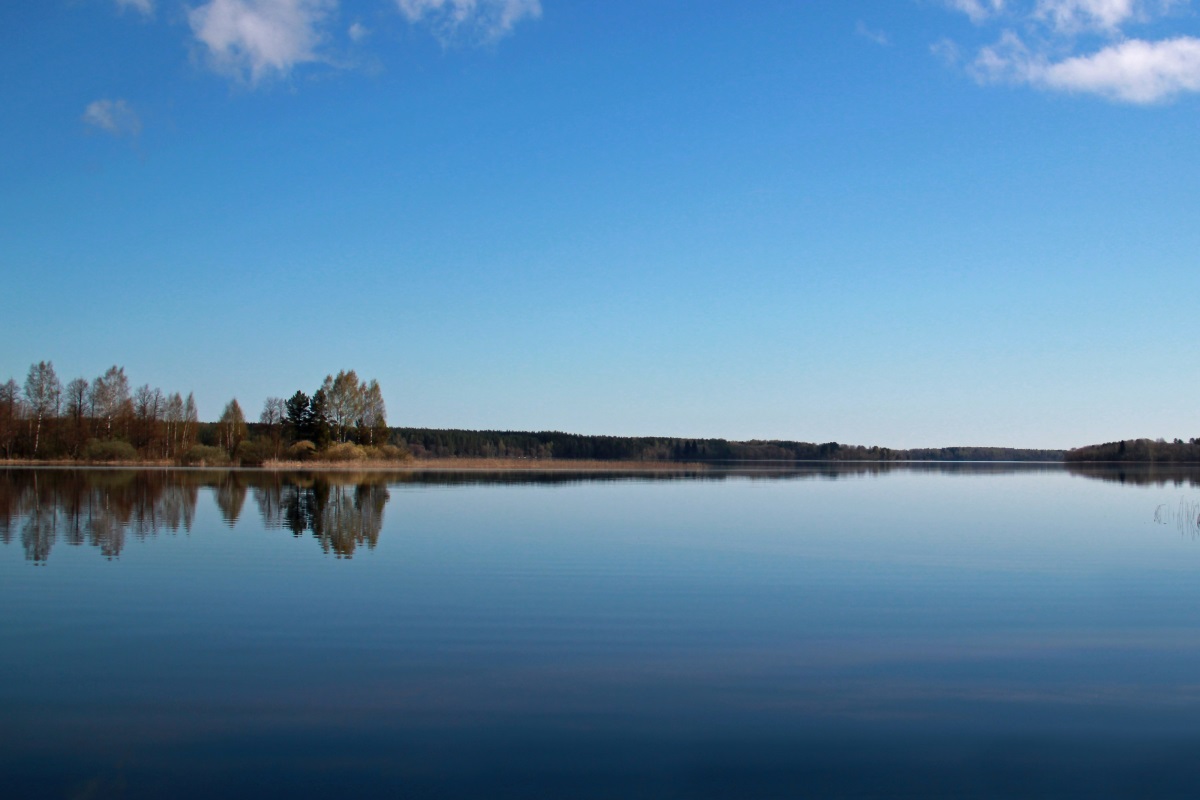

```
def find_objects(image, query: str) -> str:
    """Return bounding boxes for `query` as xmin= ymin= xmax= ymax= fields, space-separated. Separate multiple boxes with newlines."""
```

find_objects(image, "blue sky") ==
xmin=3 ymin=0 xmax=1199 ymax=448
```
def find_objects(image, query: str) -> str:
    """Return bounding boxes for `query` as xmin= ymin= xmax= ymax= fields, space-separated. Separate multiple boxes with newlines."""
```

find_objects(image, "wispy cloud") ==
xmin=938 ymin=0 xmax=1200 ymax=103
xmin=1034 ymin=0 xmax=1140 ymax=32
xmin=932 ymin=37 xmax=964 ymax=65
xmin=82 ymin=98 xmax=142 ymax=136
xmin=945 ymin=0 xmax=1007 ymax=24
xmin=187 ymin=0 xmax=336 ymax=84
xmin=348 ymin=21 xmax=369 ymax=41
xmin=856 ymin=21 xmax=891 ymax=46
xmin=115 ymin=0 xmax=155 ymax=15
xmin=395 ymin=0 xmax=541 ymax=43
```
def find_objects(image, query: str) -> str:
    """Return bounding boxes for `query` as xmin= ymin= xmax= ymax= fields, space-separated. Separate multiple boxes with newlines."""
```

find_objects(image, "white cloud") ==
xmin=946 ymin=0 xmax=1006 ymax=24
xmin=973 ymin=31 xmax=1200 ymax=101
xmin=188 ymin=0 xmax=335 ymax=84
xmin=348 ymin=21 xmax=369 ymax=41
xmin=1034 ymin=0 xmax=1140 ymax=33
xmin=115 ymin=0 xmax=155 ymax=15
xmin=940 ymin=0 xmax=1200 ymax=102
xmin=82 ymin=98 xmax=142 ymax=136
xmin=856 ymin=21 xmax=891 ymax=46
xmin=1042 ymin=36 xmax=1200 ymax=99
xmin=395 ymin=0 xmax=541 ymax=43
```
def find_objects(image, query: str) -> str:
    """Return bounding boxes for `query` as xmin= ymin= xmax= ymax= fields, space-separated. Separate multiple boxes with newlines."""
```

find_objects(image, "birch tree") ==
xmin=24 ymin=361 xmax=61 ymax=456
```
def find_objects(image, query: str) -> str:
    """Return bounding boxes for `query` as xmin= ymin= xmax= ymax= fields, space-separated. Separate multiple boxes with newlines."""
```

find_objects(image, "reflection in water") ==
xmin=0 ymin=469 xmax=397 ymax=563
xmin=2 ymin=462 xmax=1187 ymax=564
xmin=0 ymin=469 xmax=199 ymax=564
xmin=215 ymin=473 xmax=247 ymax=527
xmin=1067 ymin=463 xmax=1200 ymax=487
xmin=254 ymin=475 xmax=389 ymax=558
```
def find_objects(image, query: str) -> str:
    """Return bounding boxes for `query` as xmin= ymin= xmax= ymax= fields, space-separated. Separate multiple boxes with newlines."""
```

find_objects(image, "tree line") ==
xmin=394 ymin=428 xmax=1064 ymax=462
xmin=1065 ymin=438 xmax=1200 ymax=463
xmin=1 ymin=359 xmax=1069 ymax=465
xmin=1 ymin=362 xmax=200 ymax=461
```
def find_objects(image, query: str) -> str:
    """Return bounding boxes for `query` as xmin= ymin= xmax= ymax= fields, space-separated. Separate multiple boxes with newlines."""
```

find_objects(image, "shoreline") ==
xmin=0 ymin=457 xmax=1089 ymax=471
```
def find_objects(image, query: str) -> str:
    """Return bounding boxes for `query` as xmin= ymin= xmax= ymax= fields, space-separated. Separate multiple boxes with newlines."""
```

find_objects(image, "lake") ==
xmin=3 ymin=464 xmax=1200 ymax=798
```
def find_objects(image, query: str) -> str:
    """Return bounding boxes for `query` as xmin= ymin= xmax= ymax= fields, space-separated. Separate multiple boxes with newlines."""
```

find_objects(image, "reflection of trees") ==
xmin=215 ymin=473 xmax=247 ymax=527
xmin=0 ymin=469 xmax=200 ymax=563
xmin=254 ymin=478 xmax=389 ymax=558
xmin=21 ymin=505 xmax=56 ymax=564
xmin=1067 ymin=464 xmax=1200 ymax=488
xmin=0 ymin=469 xmax=396 ymax=563
xmin=3 ymin=462 xmax=1103 ymax=565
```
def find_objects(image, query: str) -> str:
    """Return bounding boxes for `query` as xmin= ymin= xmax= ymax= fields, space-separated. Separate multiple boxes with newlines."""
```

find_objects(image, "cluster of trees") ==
xmin=242 ymin=370 xmax=395 ymax=464
xmin=0 ymin=361 xmax=400 ymax=465
xmin=268 ymin=370 xmax=388 ymax=453
xmin=1065 ymin=438 xmax=1200 ymax=463
xmin=0 ymin=362 xmax=199 ymax=461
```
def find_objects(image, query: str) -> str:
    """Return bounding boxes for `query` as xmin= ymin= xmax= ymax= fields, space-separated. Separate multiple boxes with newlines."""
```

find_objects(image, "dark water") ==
xmin=3 ymin=464 xmax=1200 ymax=798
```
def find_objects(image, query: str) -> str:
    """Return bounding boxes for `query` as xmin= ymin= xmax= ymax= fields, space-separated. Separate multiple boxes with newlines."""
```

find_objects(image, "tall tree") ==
xmin=217 ymin=399 xmax=247 ymax=457
xmin=63 ymin=378 xmax=90 ymax=456
xmin=322 ymin=370 xmax=365 ymax=443
xmin=0 ymin=379 xmax=21 ymax=459
xmin=182 ymin=393 xmax=198 ymax=451
xmin=24 ymin=361 xmax=61 ymax=456
xmin=285 ymin=391 xmax=310 ymax=441
xmin=308 ymin=389 xmax=332 ymax=450
xmin=133 ymin=385 xmax=164 ymax=455
xmin=359 ymin=379 xmax=387 ymax=446
xmin=164 ymin=392 xmax=184 ymax=458
xmin=260 ymin=397 xmax=287 ymax=459
xmin=91 ymin=365 xmax=130 ymax=437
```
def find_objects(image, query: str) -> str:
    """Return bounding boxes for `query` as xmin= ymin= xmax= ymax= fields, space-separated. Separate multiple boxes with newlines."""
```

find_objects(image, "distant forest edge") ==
xmin=395 ymin=428 xmax=1062 ymax=463
xmin=1063 ymin=439 xmax=1200 ymax=463
xmin=3 ymin=358 xmax=1164 ymax=466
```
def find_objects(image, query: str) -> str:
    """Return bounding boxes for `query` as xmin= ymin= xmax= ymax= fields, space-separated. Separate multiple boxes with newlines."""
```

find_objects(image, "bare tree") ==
xmin=218 ymin=399 xmax=247 ymax=457
xmin=0 ymin=379 xmax=22 ymax=458
xmin=360 ymin=380 xmax=387 ymax=446
xmin=260 ymin=397 xmax=287 ymax=459
xmin=182 ymin=393 xmax=198 ymax=451
xmin=64 ymin=378 xmax=90 ymax=456
xmin=133 ymin=384 xmax=164 ymax=455
xmin=91 ymin=366 xmax=130 ymax=437
xmin=164 ymin=393 xmax=184 ymax=458
xmin=322 ymin=370 xmax=365 ymax=443
xmin=24 ymin=361 xmax=61 ymax=456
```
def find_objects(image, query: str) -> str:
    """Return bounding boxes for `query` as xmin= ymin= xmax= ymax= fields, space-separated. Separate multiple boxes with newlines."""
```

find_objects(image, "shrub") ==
xmin=286 ymin=440 xmax=317 ymax=461
xmin=180 ymin=445 xmax=231 ymax=467
xmin=82 ymin=439 xmax=138 ymax=463
xmin=322 ymin=442 xmax=366 ymax=462
xmin=235 ymin=439 xmax=275 ymax=467
xmin=375 ymin=444 xmax=410 ymax=461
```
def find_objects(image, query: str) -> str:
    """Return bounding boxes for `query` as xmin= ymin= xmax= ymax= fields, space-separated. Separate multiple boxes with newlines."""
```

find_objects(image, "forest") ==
xmin=1064 ymin=438 xmax=1200 ymax=463
xmin=1 ymin=360 xmax=1067 ymax=465
xmin=395 ymin=428 xmax=1063 ymax=462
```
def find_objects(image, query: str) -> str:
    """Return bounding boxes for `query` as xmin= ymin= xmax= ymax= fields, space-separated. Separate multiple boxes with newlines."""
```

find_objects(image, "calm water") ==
xmin=3 ymin=464 xmax=1200 ymax=798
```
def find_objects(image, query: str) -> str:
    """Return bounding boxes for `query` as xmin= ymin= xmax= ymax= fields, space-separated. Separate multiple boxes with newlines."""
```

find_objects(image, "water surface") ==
xmin=3 ymin=464 xmax=1200 ymax=798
